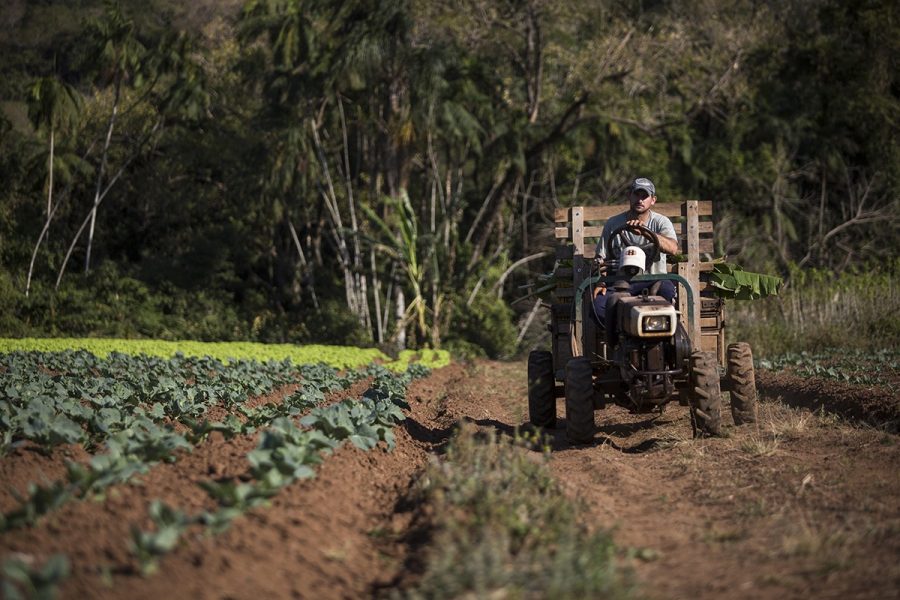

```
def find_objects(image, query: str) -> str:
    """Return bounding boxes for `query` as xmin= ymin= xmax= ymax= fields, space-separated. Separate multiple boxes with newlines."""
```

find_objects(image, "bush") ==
xmin=0 ymin=262 xmax=378 ymax=347
xmin=445 ymin=291 xmax=517 ymax=359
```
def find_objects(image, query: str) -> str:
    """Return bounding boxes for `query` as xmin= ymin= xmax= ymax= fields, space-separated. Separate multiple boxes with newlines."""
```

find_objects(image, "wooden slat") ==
xmin=556 ymin=238 xmax=712 ymax=259
xmin=700 ymin=316 xmax=719 ymax=329
xmin=700 ymin=333 xmax=719 ymax=354
xmin=554 ymin=220 xmax=712 ymax=240
xmin=687 ymin=221 xmax=714 ymax=235
xmin=554 ymin=201 xmax=712 ymax=223
xmin=695 ymin=238 xmax=714 ymax=254
xmin=555 ymin=225 xmax=603 ymax=239
xmin=554 ymin=205 xmax=620 ymax=223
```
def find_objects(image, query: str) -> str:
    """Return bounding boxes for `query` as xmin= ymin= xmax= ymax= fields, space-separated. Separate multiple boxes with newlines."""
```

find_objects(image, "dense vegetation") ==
xmin=1 ymin=0 xmax=897 ymax=356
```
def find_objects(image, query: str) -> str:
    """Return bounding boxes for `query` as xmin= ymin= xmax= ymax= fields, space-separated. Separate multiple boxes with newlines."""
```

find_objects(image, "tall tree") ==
xmin=83 ymin=0 xmax=146 ymax=273
xmin=24 ymin=75 xmax=83 ymax=296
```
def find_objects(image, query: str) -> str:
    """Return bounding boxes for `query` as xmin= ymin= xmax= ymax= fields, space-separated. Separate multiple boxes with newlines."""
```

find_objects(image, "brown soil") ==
xmin=0 ymin=443 xmax=90 ymax=513
xmin=2 ymin=361 xmax=899 ymax=599
xmin=756 ymin=369 xmax=900 ymax=429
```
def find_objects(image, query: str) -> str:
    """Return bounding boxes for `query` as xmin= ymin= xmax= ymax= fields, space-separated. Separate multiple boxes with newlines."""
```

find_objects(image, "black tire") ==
xmin=726 ymin=342 xmax=758 ymax=425
xmin=528 ymin=351 xmax=557 ymax=428
xmin=688 ymin=351 xmax=723 ymax=437
xmin=565 ymin=357 xmax=595 ymax=444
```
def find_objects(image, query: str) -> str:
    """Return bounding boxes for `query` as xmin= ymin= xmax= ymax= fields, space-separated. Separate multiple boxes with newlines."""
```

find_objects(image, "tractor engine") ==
xmin=609 ymin=294 xmax=686 ymax=409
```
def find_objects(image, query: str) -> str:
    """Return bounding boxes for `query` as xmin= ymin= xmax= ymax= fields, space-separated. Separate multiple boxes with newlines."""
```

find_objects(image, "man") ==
xmin=593 ymin=177 xmax=679 ymax=323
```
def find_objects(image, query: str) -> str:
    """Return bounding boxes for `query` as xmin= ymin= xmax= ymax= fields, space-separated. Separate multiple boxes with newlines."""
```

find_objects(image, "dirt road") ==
xmin=3 ymin=360 xmax=898 ymax=598
xmin=404 ymin=361 xmax=900 ymax=600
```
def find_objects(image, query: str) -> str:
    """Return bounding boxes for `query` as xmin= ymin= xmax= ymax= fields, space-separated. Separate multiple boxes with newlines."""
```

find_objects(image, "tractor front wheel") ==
xmin=565 ymin=357 xmax=596 ymax=444
xmin=688 ymin=351 xmax=723 ymax=437
xmin=528 ymin=350 xmax=557 ymax=428
xmin=726 ymin=342 xmax=758 ymax=425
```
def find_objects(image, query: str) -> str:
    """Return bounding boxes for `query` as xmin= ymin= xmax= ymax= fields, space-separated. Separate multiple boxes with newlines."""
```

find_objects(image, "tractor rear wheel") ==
xmin=688 ymin=351 xmax=723 ymax=437
xmin=565 ymin=357 xmax=595 ymax=444
xmin=528 ymin=350 xmax=557 ymax=428
xmin=726 ymin=342 xmax=758 ymax=425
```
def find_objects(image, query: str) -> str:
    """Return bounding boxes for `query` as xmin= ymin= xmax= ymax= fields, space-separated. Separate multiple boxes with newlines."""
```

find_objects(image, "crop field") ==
xmin=1 ymin=341 xmax=898 ymax=599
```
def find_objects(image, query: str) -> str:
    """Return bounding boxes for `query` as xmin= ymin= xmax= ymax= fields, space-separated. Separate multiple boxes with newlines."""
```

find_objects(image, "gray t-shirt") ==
xmin=595 ymin=210 xmax=678 ymax=274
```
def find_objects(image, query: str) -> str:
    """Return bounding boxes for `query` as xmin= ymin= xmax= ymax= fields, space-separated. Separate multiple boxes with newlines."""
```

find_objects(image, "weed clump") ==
xmin=401 ymin=424 xmax=632 ymax=599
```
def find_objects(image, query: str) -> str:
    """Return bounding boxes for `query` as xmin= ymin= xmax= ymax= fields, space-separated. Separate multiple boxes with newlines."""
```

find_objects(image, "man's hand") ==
xmin=593 ymin=283 xmax=606 ymax=298
xmin=624 ymin=219 xmax=679 ymax=255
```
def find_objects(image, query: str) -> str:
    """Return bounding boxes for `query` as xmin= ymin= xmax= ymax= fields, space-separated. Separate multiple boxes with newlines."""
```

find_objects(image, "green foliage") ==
xmin=0 ymin=338 xmax=449 ymax=370
xmin=1 ymin=554 xmax=69 ymax=600
xmin=0 ymin=480 xmax=73 ymax=533
xmin=403 ymin=424 xmax=631 ymax=599
xmin=757 ymin=348 xmax=898 ymax=388
xmin=175 ymin=363 xmax=429 ymax=555
xmin=0 ymin=350 xmax=369 ymax=529
xmin=446 ymin=291 xmax=517 ymax=359
xmin=710 ymin=263 xmax=782 ymax=300
xmin=129 ymin=501 xmax=193 ymax=576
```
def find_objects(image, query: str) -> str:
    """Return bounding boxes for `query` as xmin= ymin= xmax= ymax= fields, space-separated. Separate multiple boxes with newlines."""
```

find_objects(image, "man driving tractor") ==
xmin=592 ymin=177 xmax=680 ymax=322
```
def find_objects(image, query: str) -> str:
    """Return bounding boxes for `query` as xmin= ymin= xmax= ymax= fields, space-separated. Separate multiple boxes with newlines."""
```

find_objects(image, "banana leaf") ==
xmin=709 ymin=263 xmax=782 ymax=300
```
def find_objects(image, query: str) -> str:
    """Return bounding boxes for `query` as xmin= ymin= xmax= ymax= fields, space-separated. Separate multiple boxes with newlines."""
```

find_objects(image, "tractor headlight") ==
xmin=625 ymin=303 xmax=678 ymax=337
xmin=642 ymin=315 xmax=671 ymax=333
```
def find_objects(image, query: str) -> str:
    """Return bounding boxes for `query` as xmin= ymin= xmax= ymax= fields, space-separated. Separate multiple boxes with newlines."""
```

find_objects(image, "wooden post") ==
xmin=678 ymin=201 xmax=702 ymax=348
xmin=571 ymin=207 xmax=586 ymax=356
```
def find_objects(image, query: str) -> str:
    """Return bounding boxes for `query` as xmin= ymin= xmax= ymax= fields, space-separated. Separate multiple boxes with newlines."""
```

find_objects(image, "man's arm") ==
xmin=624 ymin=218 xmax=679 ymax=255
xmin=655 ymin=233 xmax=680 ymax=255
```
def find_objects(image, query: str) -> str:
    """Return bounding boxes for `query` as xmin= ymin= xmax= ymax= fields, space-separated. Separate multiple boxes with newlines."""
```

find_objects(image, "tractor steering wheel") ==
xmin=605 ymin=223 xmax=662 ymax=272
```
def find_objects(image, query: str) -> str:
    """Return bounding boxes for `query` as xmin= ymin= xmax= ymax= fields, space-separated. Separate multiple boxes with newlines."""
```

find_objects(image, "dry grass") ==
xmin=739 ymin=433 xmax=781 ymax=457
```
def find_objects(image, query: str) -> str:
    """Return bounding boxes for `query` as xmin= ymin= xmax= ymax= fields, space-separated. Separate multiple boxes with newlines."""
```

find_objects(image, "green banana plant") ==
xmin=362 ymin=190 xmax=431 ymax=345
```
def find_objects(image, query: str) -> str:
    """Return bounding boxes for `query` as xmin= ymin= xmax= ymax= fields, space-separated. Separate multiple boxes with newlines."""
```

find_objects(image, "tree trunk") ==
xmin=395 ymin=286 xmax=406 ymax=350
xmin=85 ymin=74 xmax=122 ymax=273
xmin=46 ymin=127 xmax=54 ymax=224
xmin=26 ymin=127 xmax=56 ymax=297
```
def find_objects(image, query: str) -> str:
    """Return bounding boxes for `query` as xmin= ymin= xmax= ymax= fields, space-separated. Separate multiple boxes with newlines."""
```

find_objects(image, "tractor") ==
xmin=528 ymin=202 xmax=757 ymax=443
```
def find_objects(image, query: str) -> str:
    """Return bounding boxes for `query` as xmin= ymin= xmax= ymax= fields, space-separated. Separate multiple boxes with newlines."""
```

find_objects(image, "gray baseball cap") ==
xmin=630 ymin=177 xmax=656 ymax=196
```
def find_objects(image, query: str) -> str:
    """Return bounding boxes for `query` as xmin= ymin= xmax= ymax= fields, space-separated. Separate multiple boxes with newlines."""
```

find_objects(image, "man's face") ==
xmin=629 ymin=189 xmax=656 ymax=214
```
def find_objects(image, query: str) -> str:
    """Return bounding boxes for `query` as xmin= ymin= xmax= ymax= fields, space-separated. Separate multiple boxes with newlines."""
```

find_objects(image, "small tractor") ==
xmin=528 ymin=201 xmax=758 ymax=443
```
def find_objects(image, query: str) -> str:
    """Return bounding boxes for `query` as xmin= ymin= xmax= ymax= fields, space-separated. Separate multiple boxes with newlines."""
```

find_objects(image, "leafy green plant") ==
xmin=0 ymin=481 xmax=73 ymax=532
xmin=0 ymin=339 xmax=450 ymax=370
xmin=757 ymin=348 xmax=898 ymax=387
xmin=129 ymin=501 xmax=192 ymax=576
xmin=1 ymin=554 xmax=69 ymax=600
